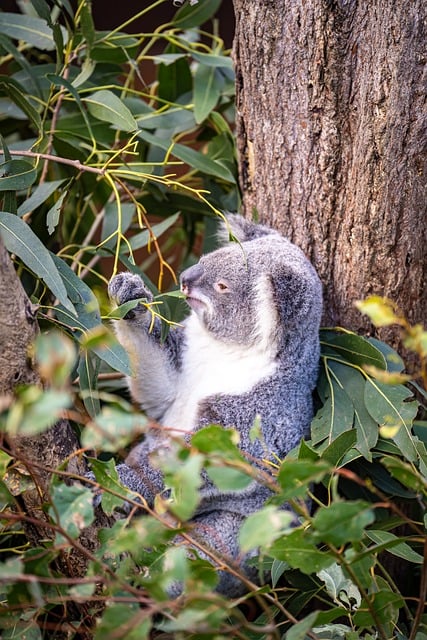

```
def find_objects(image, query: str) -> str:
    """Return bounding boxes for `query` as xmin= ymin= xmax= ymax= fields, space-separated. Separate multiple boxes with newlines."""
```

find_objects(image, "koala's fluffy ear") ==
xmin=217 ymin=213 xmax=279 ymax=245
xmin=270 ymin=267 xmax=322 ymax=329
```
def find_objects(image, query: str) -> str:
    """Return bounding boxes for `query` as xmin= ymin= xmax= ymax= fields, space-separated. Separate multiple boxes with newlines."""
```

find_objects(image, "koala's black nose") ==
xmin=180 ymin=263 xmax=204 ymax=294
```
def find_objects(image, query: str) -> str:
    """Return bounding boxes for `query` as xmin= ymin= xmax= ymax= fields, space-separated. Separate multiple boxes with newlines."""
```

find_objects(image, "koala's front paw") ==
xmin=108 ymin=273 xmax=153 ymax=320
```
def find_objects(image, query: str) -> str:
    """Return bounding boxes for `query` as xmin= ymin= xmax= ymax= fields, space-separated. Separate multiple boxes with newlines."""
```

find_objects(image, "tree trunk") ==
xmin=232 ymin=0 xmax=426 ymax=345
xmin=0 ymin=235 xmax=110 ymax=575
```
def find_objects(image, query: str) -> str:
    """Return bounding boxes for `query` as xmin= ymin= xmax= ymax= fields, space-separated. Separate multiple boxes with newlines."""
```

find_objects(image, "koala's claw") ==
xmin=108 ymin=273 xmax=153 ymax=318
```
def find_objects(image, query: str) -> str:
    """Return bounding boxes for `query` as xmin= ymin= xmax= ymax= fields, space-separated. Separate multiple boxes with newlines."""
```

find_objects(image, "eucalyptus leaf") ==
xmin=365 ymin=530 xmax=423 ymax=564
xmin=269 ymin=528 xmax=334 ymax=574
xmin=128 ymin=212 xmax=180 ymax=251
xmin=0 ymin=12 xmax=65 ymax=51
xmin=17 ymin=179 xmax=65 ymax=217
xmin=277 ymin=459 xmax=331 ymax=500
xmin=239 ymin=505 xmax=295 ymax=553
xmin=50 ymin=254 xmax=131 ymax=375
xmin=364 ymin=380 xmax=418 ymax=461
xmin=193 ymin=64 xmax=223 ymax=124
xmin=0 ymin=212 xmax=76 ymax=315
xmin=158 ymin=55 xmax=192 ymax=103
xmin=311 ymin=374 xmax=354 ymax=446
xmin=85 ymin=90 xmax=138 ymax=132
xmin=320 ymin=330 xmax=386 ymax=370
xmin=172 ymin=0 xmax=222 ymax=29
xmin=284 ymin=611 xmax=319 ymax=640
xmin=0 ymin=159 xmax=37 ymax=191
xmin=312 ymin=501 xmax=375 ymax=546
xmin=78 ymin=351 xmax=101 ymax=418
xmin=0 ymin=75 xmax=41 ymax=128
xmin=162 ymin=452 xmax=204 ymax=520
xmin=49 ymin=484 xmax=94 ymax=542
xmin=46 ymin=190 xmax=66 ymax=234
xmin=138 ymin=129 xmax=236 ymax=183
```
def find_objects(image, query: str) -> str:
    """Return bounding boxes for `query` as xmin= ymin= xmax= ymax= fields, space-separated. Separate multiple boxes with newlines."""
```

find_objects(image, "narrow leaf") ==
xmin=0 ymin=12 xmax=61 ymax=51
xmin=0 ymin=75 xmax=41 ymax=128
xmin=85 ymin=90 xmax=138 ymax=132
xmin=0 ymin=212 xmax=76 ymax=315
xmin=17 ymin=179 xmax=66 ymax=217
xmin=193 ymin=64 xmax=222 ymax=124
xmin=172 ymin=0 xmax=222 ymax=29
xmin=0 ymin=159 xmax=37 ymax=191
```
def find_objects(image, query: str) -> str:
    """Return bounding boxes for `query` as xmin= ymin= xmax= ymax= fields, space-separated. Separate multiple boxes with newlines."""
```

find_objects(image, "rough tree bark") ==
xmin=0 ymin=235 xmax=110 ymax=575
xmin=232 ymin=0 xmax=426 ymax=344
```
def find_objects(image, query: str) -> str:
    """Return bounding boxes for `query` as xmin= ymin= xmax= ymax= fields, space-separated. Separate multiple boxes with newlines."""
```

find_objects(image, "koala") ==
xmin=105 ymin=214 xmax=322 ymax=596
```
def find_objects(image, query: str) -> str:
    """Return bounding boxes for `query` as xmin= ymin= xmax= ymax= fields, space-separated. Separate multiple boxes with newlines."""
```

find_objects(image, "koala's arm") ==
xmin=109 ymin=272 xmax=185 ymax=420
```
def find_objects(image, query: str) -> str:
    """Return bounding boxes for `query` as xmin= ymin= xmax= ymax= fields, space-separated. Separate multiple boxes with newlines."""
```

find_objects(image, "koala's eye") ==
xmin=214 ymin=280 xmax=229 ymax=293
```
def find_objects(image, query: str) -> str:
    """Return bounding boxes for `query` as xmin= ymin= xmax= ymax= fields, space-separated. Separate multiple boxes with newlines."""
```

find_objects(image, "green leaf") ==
xmin=138 ymin=129 xmax=236 ymax=183
xmin=172 ymin=0 xmax=222 ymax=29
xmin=17 ymin=179 xmax=65 ymax=217
xmin=318 ymin=429 xmax=358 ymax=467
xmin=85 ymin=90 xmax=138 ymax=132
xmin=78 ymin=351 xmax=101 ymax=418
xmin=365 ymin=530 xmax=423 ymax=564
xmin=312 ymin=501 xmax=375 ymax=546
xmin=162 ymin=451 xmax=204 ymax=520
xmin=320 ymin=330 xmax=386 ymax=370
xmin=0 ymin=212 xmax=76 ymax=315
xmin=317 ymin=563 xmax=362 ymax=610
xmin=0 ymin=12 xmax=62 ymax=50
xmin=80 ymin=0 xmax=95 ymax=52
xmin=0 ymin=159 xmax=37 ymax=191
xmin=128 ymin=212 xmax=180 ymax=251
xmin=193 ymin=64 xmax=223 ymax=124
xmin=29 ymin=0 xmax=54 ymax=24
xmin=331 ymin=361 xmax=379 ymax=460
xmin=364 ymin=380 xmax=418 ymax=461
xmin=206 ymin=465 xmax=252 ymax=491
xmin=158 ymin=56 xmax=192 ymax=103
xmin=82 ymin=407 xmax=147 ymax=452
xmin=311 ymin=375 xmax=354 ymax=446
xmin=192 ymin=51 xmax=234 ymax=70
xmin=269 ymin=528 xmax=334 ymax=574
xmin=95 ymin=603 xmax=150 ymax=640
xmin=191 ymin=424 xmax=244 ymax=461
xmin=51 ymin=254 xmax=131 ymax=375
xmin=284 ymin=611 xmax=319 ymax=640
xmin=46 ymin=190 xmax=66 ymax=234
xmin=0 ymin=75 xmax=41 ymax=129
xmin=49 ymin=484 xmax=94 ymax=542
xmin=368 ymin=337 xmax=405 ymax=372
xmin=239 ymin=505 xmax=295 ymax=553
xmin=381 ymin=455 xmax=427 ymax=494
xmin=13 ymin=388 xmax=72 ymax=436
xmin=353 ymin=588 xmax=404 ymax=629
xmin=88 ymin=457 xmax=131 ymax=515
xmin=277 ymin=459 xmax=331 ymax=500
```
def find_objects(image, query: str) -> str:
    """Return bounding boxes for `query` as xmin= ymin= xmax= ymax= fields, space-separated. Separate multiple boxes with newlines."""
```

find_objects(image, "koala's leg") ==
xmin=108 ymin=273 xmax=184 ymax=420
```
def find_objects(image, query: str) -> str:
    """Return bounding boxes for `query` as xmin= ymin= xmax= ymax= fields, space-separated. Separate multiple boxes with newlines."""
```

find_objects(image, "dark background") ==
xmin=1 ymin=0 xmax=235 ymax=48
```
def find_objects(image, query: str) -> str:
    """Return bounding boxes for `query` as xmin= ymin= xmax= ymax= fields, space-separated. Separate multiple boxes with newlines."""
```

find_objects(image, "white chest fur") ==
xmin=161 ymin=314 xmax=277 ymax=433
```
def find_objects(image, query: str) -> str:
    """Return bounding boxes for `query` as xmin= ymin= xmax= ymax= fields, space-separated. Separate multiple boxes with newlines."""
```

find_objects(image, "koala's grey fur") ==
xmin=105 ymin=214 xmax=322 ymax=596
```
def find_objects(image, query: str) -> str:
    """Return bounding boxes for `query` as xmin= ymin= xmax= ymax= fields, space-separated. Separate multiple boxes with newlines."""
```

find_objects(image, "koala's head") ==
xmin=180 ymin=245 xmax=257 ymax=344
xmin=180 ymin=228 xmax=323 ymax=349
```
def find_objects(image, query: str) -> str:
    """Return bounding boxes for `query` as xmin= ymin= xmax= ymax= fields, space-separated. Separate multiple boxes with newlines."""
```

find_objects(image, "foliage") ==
xmin=0 ymin=1 xmax=427 ymax=639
